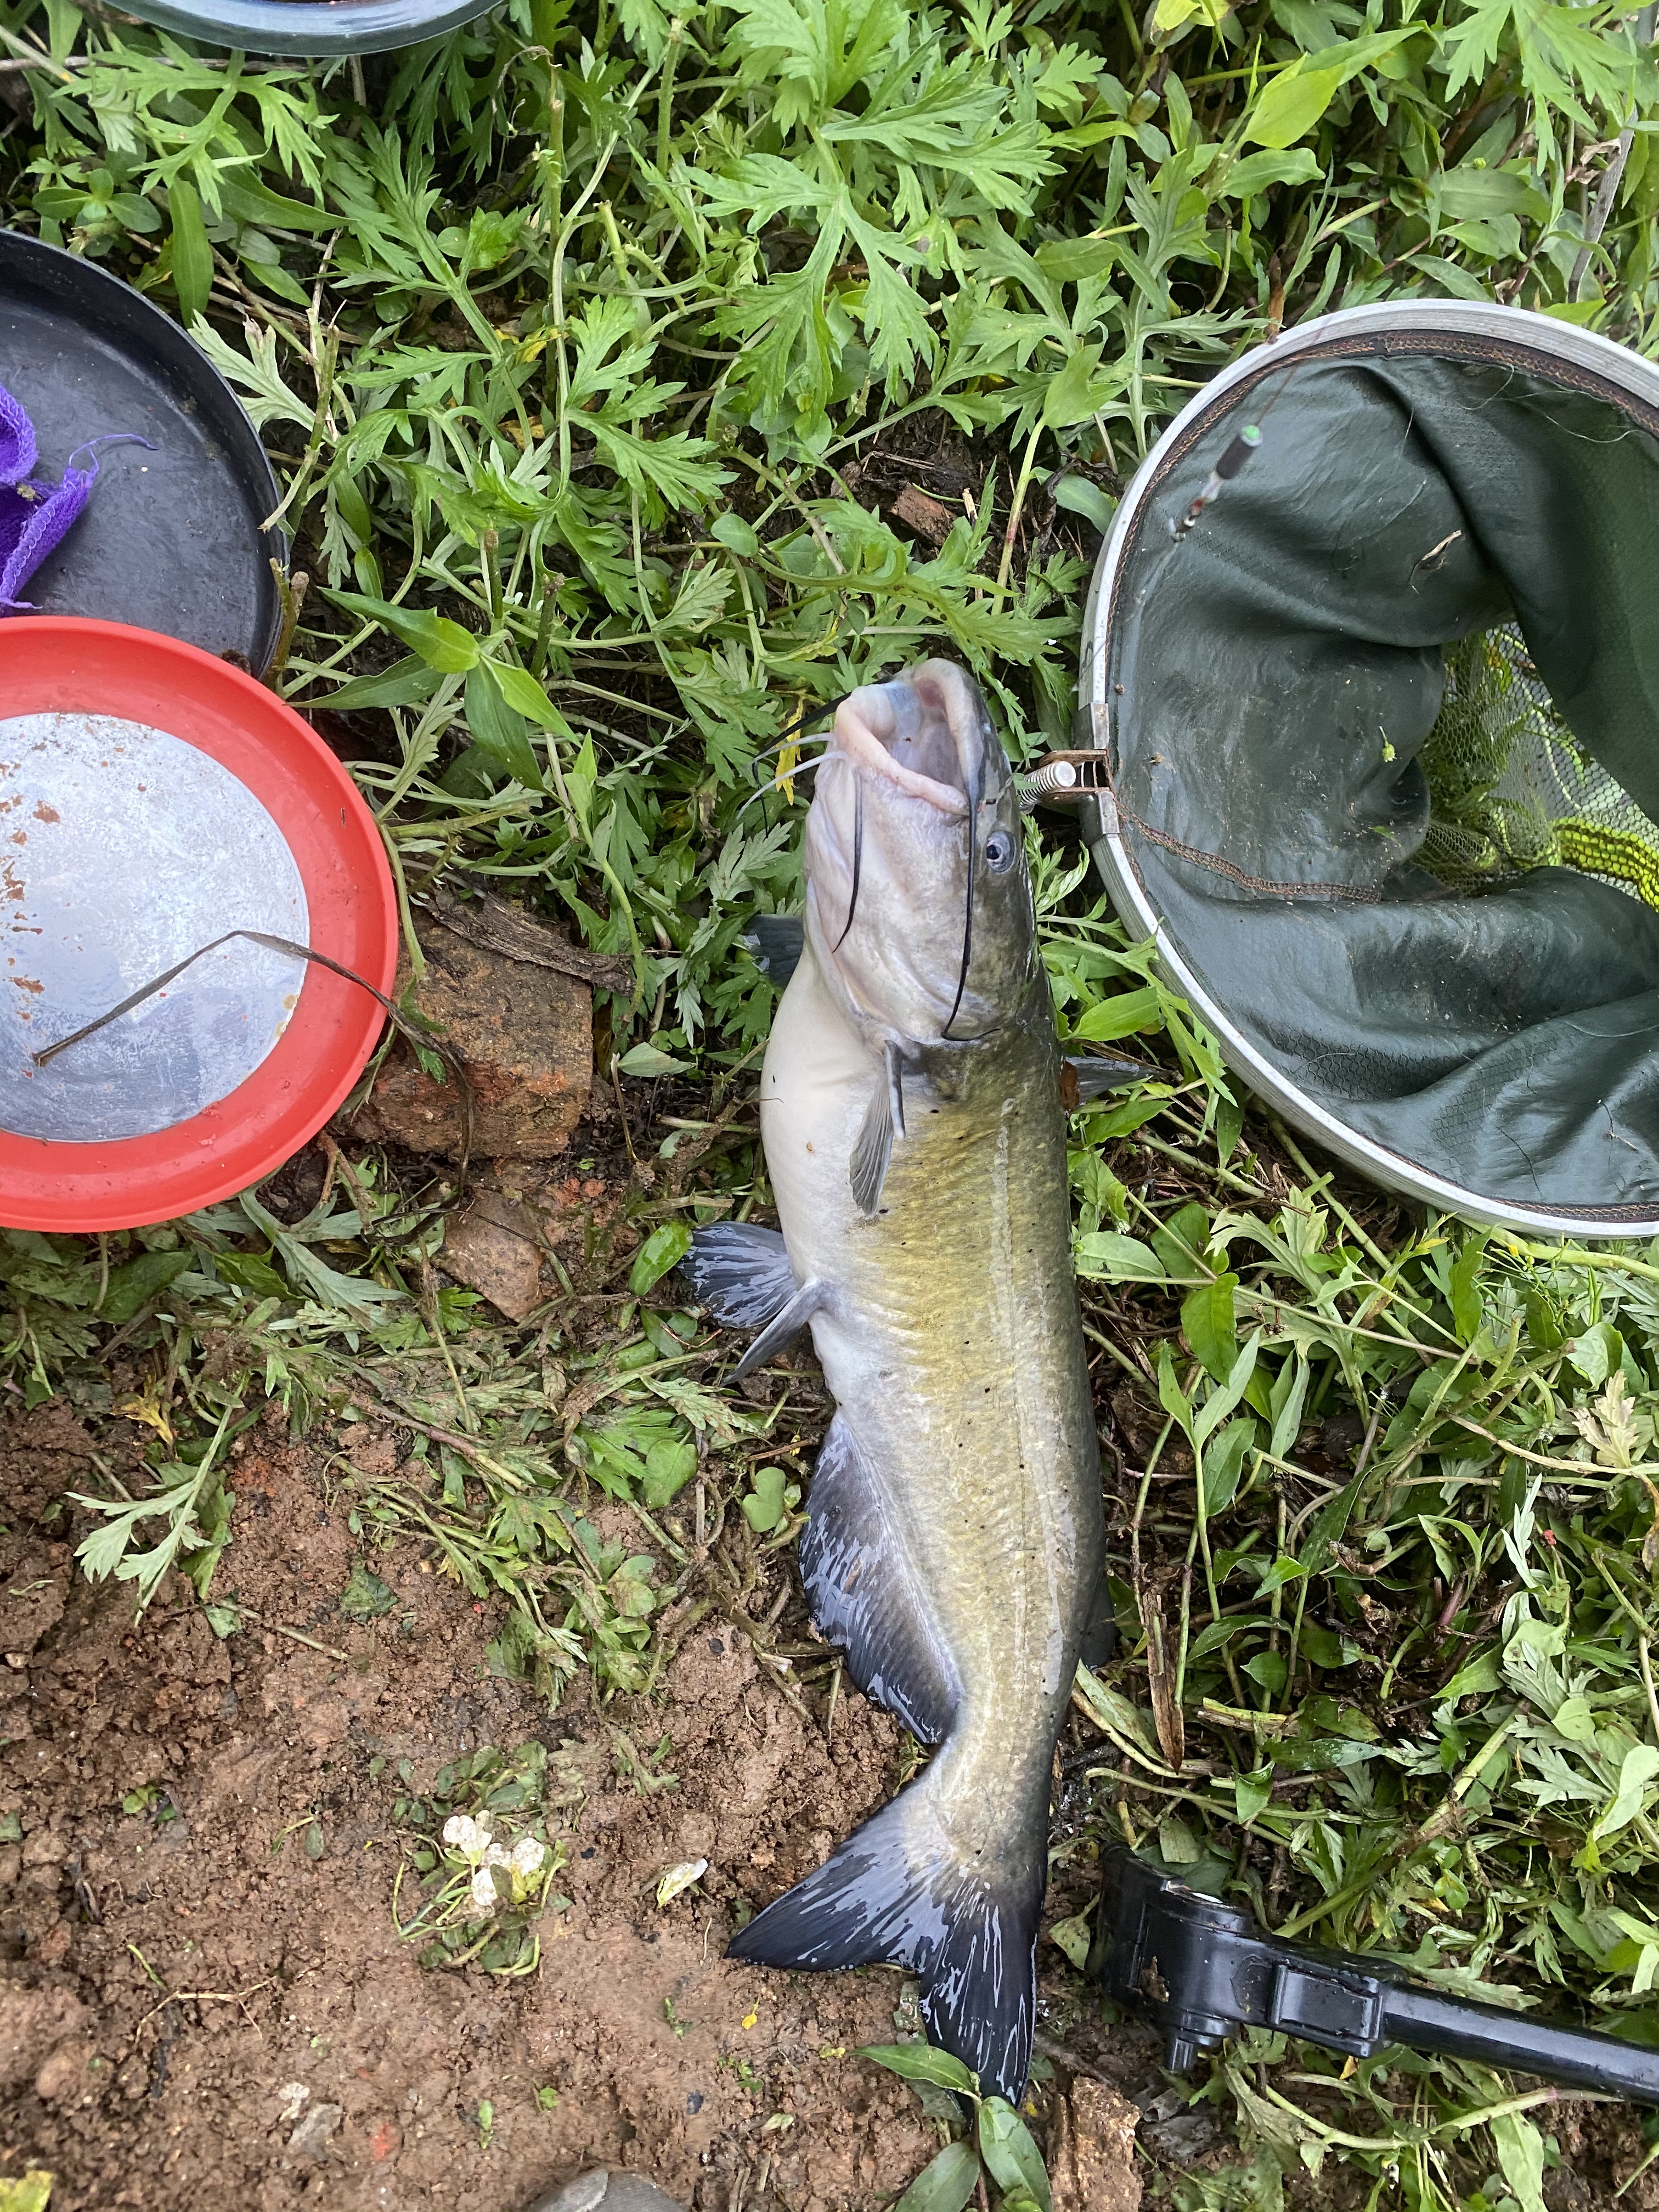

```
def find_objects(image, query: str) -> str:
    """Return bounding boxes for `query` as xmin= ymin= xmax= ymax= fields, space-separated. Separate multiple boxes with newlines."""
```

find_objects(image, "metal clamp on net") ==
xmin=1089 ymin=1852 xmax=1659 ymax=2103
xmin=1015 ymin=751 xmax=1114 ymax=811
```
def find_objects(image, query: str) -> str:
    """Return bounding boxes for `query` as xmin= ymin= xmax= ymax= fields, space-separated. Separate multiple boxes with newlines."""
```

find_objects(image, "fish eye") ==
xmin=984 ymin=829 xmax=1015 ymax=874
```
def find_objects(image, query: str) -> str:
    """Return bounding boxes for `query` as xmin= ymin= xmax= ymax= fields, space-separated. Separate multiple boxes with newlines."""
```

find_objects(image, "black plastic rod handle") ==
xmin=1383 ymin=1983 xmax=1659 ymax=2102
xmin=1091 ymin=1850 xmax=1659 ymax=2106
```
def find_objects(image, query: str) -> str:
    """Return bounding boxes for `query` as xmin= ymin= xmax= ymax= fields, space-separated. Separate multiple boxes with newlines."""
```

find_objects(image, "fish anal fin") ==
xmin=731 ymin=1277 xmax=826 ymax=1380
xmin=681 ymin=1222 xmax=797 ymax=1329
xmin=800 ymin=1415 xmax=956 ymax=1745
xmin=727 ymin=1786 xmax=1043 ymax=2106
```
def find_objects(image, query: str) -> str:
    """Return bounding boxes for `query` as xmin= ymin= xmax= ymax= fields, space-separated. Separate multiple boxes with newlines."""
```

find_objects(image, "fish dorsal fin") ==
xmin=849 ymin=1042 xmax=906 ymax=1217
xmin=681 ymin=1222 xmax=796 ymax=1328
xmin=744 ymin=913 xmax=805 ymax=990
xmin=800 ymin=1414 xmax=958 ymax=1745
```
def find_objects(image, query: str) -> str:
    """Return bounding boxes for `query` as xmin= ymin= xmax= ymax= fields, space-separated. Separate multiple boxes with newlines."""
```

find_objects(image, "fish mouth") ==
xmin=831 ymin=662 xmax=995 ymax=817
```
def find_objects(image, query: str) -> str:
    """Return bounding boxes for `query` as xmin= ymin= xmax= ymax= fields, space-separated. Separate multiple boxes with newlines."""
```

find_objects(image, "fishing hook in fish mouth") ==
xmin=941 ymin=753 xmax=983 ymax=1039
xmin=834 ymin=776 xmax=864 ymax=950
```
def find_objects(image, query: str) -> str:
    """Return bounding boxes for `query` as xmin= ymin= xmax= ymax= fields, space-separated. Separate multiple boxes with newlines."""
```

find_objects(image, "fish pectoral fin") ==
xmin=680 ymin=1222 xmax=797 ymax=1329
xmin=849 ymin=1042 xmax=905 ymax=1216
xmin=800 ymin=1415 xmax=956 ymax=1746
xmin=1063 ymin=1052 xmax=1151 ymax=1106
xmin=731 ymin=1277 xmax=826 ymax=1380
xmin=743 ymin=913 xmax=805 ymax=990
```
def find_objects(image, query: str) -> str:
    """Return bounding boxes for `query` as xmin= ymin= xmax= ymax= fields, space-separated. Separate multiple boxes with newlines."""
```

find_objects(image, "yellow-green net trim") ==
xmin=1418 ymin=625 xmax=1659 ymax=911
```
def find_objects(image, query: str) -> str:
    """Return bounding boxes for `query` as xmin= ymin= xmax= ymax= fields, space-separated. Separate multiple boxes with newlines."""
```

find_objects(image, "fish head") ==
xmin=805 ymin=659 xmax=1036 ymax=1042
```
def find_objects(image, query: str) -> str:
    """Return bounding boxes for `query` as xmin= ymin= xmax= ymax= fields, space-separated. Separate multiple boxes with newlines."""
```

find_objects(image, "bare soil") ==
xmin=0 ymin=1403 xmax=1150 ymax=2212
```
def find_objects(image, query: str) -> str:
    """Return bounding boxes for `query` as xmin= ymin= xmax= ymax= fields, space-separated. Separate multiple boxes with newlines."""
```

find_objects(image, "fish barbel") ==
xmin=684 ymin=661 xmax=1105 ymax=2104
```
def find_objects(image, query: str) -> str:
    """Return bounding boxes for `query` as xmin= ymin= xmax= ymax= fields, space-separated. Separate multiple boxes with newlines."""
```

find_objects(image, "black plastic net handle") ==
xmin=1090 ymin=1850 xmax=1659 ymax=2104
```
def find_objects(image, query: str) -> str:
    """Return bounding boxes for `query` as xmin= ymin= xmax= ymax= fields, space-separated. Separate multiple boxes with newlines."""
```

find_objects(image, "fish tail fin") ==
xmin=726 ymin=1782 xmax=1042 ymax=2105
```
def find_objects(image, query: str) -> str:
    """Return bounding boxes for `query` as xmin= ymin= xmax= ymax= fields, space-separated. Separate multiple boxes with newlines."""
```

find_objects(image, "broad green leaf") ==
xmin=629 ymin=1220 xmax=692 ymax=1295
xmin=978 ymin=2099 xmax=1052 ymax=2211
xmin=1235 ymin=1766 xmax=1273 ymax=1822
xmin=326 ymin=589 xmax=481 ymax=673
xmin=468 ymin=665 xmax=545 ymax=788
xmin=1070 ymin=986 xmax=1164 ymax=1041
xmin=860 ymin=2042 xmax=981 ymax=2096
xmin=489 ymin=661 xmax=575 ymax=736
xmin=321 ymin=657 xmax=442 ymax=711
xmin=217 ymin=176 xmax=336 ymax=232
xmin=1220 ymin=147 xmax=1323 ymax=197
xmin=1047 ymin=1911 xmax=1093 ymax=1969
xmin=891 ymin=2142 xmax=980 ymax=2212
xmin=0 ymin=2172 xmax=54 ymax=2212
xmin=617 ymin=1042 xmax=693 ymax=1079
xmin=1074 ymin=1232 xmax=1165 ymax=1282
xmin=1553 ymin=1695 xmax=1598 ymax=1745
xmin=169 ymin=179 xmax=213 ymax=323
xmin=742 ymin=1464 xmax=791 ymax=1532
xmin=1194 ymin=1331 xmax=1261 ymax=1448
xmin=1449 ymin=1231 xmax=1489 ymax=1346
xmin=1592 ymin=1744 xmax=1659 ymax=1841
xmin=1244 ymin=29 xmax=1415 ymax=146
xmin=1200 ymin=1417 xmax=1254 ymax=1519
xmin=1182 ymin=1274 xmax=1238 ymax=1381
xmin=1158 ymin=1339 xmax=1194 ymax=1438
xmin=1490 ymin=2112 xmax=1548 ymax=2212
xmin=1052 ymin=475 xmax=1117 ymax=534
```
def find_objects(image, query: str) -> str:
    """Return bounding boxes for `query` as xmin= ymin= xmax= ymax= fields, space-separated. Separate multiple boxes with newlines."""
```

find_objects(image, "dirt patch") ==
xmin=0 ymin=1406 xmax=1150 ymax=2212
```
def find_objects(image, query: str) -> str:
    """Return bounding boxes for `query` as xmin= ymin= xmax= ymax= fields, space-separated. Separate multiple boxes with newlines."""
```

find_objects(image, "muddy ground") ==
xmin=0 ymin=1402 xmax=1158 ymax=2212
xmin=4 ymin=1398 xmax=1656 ymax=2212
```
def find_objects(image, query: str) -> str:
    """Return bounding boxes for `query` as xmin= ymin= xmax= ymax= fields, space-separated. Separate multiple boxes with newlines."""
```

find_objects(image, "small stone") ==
xmin=441 ymin=1192 xmax=546 ymax=1321
xmin=529 ymin=2173 xmax=687 ymax=2212
xmin=1048 ymin=2078 xmax=1142 ymax=2212
xmin=289 ymin=2100 xmax=343 ymax=2162
xmin=1 ymin=1980 xmax=89 ymax=2092
xmin=34 ymin=2036 xmax=96 ymax=2102
xmin=341 ymin=911 xmax=591 ymax=1161
xmin=275 ymin=2080 xmax=310 ymax=2124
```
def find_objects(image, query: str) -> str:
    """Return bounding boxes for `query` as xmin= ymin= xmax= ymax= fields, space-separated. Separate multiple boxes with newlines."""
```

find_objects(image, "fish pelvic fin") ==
xmin=802 ymin=1414 xmax=957 ymax=1745
xmin=849 ymin=1042 xmax=906 ymax=1217
xmin=727 ymin=1784 xmax=1044 ymax=2107
xmin=743 ymin=913 xmax=805 ymax=991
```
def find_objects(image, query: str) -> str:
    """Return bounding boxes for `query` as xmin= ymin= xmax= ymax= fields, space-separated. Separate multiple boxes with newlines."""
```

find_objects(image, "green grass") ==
xmin=5 ymin=0 xmax=1659 ymax=2204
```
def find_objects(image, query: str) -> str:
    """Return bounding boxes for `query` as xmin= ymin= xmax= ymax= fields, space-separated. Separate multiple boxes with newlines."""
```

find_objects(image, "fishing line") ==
xmin=32 ymin=929 xmax=478 ymax=1154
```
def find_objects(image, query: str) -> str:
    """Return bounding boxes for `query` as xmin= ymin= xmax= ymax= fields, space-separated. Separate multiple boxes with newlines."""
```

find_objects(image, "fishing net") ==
xmin=1083 ymin=308 xmax=1659 ymax=1230
xmin=1419 ymin=624 xmax=1659 ymax=910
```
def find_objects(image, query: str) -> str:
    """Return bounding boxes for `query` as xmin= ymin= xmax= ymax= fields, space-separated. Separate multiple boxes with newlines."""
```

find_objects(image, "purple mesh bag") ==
xmin=0 ymin=383 xmax=147 ymax=614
